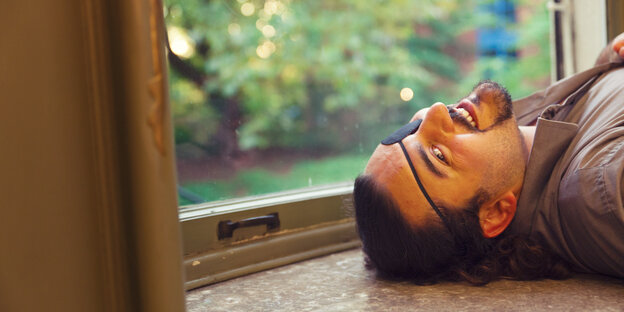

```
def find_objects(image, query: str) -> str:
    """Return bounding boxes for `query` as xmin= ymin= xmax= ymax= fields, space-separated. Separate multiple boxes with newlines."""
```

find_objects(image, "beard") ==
xmin=460 ymin=80 xmax=528 ymax=196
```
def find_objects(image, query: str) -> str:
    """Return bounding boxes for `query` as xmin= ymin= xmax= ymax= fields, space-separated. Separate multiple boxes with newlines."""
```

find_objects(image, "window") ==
xmin=165 ymin=0 xmax=553 ymax=289
xmin=167 ymin=0 xmax=551 ymax=205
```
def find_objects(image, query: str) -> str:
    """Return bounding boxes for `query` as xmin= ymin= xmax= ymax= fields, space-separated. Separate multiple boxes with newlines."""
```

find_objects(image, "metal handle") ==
xmin=218 ymin=213 xmax=280 ymax=240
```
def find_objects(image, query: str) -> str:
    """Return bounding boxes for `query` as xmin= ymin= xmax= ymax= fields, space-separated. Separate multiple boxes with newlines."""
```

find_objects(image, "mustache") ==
xmin=447 ymin=106 xmax=481 ymax=132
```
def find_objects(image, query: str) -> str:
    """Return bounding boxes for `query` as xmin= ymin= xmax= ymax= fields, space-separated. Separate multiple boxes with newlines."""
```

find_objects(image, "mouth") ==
xmin=454 ymin=100 xmax=479 ymax=129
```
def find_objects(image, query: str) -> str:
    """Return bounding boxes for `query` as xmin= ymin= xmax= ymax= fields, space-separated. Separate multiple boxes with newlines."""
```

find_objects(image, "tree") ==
xmin=165 ymin=0 xmax=477 ymax=163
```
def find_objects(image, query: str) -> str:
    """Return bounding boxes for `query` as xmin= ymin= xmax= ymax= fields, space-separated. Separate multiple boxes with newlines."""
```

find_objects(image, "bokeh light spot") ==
xmin=262 ymin=25 xmax=276 ymax=38
xmin=400 ymin=88 xmax=414 ymax=101
xmin=241 ymin=2 xmax=255 ymax=16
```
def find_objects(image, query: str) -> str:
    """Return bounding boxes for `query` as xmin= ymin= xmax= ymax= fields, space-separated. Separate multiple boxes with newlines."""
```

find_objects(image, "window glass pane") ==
xmin=165 ymin=0 xmax=550 ymax=205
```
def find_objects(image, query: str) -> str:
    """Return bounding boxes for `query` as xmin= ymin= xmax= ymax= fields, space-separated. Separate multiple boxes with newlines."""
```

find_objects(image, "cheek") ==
xmin=448 ymin=135 xmax=492 ymax=172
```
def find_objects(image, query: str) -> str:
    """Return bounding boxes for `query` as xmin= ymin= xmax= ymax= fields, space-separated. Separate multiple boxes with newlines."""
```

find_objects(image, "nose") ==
xmin=419 ymin=102 xmax=454 ymax=139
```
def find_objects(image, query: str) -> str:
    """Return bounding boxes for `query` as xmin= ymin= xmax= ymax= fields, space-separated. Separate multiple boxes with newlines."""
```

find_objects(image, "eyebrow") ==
xmin=416 ymin=144 xmax=447 ymax=178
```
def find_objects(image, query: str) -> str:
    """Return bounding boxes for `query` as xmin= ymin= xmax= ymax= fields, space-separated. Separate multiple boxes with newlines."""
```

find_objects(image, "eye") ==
xmin=433 ymin=146 xmax=447 ymax=163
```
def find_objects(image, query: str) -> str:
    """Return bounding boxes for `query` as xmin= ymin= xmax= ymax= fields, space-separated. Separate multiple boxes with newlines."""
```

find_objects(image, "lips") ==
xmin=455 ymin=100 xmax=479 ymax=129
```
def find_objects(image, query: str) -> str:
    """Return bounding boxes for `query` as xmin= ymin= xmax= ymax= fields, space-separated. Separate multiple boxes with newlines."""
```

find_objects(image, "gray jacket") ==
xmin=509 ymin=57 xmax=624 ymax=278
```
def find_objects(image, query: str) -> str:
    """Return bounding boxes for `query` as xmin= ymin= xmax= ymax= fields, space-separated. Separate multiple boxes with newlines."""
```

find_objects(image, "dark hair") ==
xmin=353 ymin=174 xmax=570 ymax=285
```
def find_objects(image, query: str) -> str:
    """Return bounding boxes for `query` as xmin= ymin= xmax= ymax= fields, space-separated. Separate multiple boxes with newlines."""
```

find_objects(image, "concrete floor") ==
xmin=186 ymin=248 xmax=624 ymax=311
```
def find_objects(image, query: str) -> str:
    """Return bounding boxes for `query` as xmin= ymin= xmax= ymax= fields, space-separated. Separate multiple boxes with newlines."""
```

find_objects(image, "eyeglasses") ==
xmin=381 ymin=119 xmax=452 ymax=230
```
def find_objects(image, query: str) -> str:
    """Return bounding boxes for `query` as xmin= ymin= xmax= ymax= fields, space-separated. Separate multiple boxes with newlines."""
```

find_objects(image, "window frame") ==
xmin=180 ymin=182 xmax=359 ymax=290
xmin=548 ymin=0 xmax=621 ymax=80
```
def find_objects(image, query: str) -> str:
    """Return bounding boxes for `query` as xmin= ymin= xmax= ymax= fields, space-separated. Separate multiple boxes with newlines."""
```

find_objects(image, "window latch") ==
xmin=217 ymin=213 xmax=280 ymax=240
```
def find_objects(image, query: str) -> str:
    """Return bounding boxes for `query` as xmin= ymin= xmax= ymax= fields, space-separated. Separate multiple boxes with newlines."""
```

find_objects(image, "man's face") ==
xmin=365 ymin=81 xmax=528 ymax=226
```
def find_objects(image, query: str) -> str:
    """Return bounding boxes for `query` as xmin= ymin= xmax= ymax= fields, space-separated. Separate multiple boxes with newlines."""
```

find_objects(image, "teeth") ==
xmin=457 ymin=108 xmax=470 ymax=118
xmin=456 ymin=107 xmax=476 ymax=128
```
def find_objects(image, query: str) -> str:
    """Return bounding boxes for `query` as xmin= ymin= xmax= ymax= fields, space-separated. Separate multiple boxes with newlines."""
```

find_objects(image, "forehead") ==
xmin=364 ymin=143 xmax=434 ymax=226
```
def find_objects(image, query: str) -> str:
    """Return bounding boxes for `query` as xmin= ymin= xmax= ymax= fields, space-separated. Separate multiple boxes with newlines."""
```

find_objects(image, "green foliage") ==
xmin=165 ymin=0 xmax=478 ymax=153
xmin=180 ymin=153 xmax=369 ymax=202
xmin=169 ymin=71 xmax=217 ymax=147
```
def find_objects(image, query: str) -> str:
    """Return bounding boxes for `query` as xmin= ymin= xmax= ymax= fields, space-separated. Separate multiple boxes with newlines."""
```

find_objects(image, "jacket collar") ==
xmin=509 ymin=117 xmax=577 ymax=235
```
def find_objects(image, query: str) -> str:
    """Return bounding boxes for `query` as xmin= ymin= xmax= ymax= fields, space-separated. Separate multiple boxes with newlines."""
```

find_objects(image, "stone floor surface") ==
xmin=186 ymin=248 xmax=624 ymax=311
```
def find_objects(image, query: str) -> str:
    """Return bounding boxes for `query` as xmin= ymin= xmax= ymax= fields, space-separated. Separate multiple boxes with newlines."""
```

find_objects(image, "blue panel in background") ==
xmin=477 ymin=0 xmax=517 ymax=58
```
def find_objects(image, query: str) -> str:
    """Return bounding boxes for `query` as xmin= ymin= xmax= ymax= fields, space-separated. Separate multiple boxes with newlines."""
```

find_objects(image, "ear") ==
xmin=478 ymin=191 xmax=517 ymax=238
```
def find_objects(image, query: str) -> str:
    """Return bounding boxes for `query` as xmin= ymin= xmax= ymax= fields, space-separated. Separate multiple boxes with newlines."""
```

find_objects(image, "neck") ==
xmin=519 ymin=126 xmax=536 ymax=162
xmin=510 ymin=126 xmax=536 ymax=199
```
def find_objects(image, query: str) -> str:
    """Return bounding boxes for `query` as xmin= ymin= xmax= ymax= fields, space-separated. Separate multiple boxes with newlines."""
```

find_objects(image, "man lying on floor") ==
xmin=354 ymin=33 xmax=624 ymax=285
